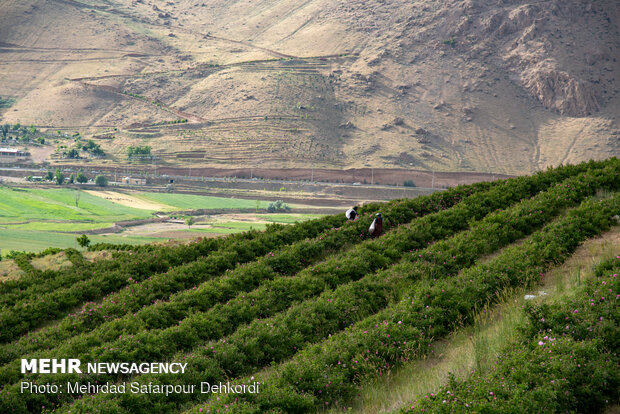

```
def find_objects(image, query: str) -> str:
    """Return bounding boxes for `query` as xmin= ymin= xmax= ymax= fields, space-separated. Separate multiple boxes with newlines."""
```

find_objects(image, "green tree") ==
xmin=77 ymin=234 xmax=90 ymax=248
xmin=83 ymin=140 xmax=105 ymax=156
xmin=69 ymin=174 xmax=75 ymax=184
xmin=267 ymin=200 xmax=291 ymax=213
xmin=45 ymin=171 xmax=54 ymax=181
xmin=127 ymin=145 xmax=151 ymax=159
xmin=54 ymin=169 xmax=65 ymax=185
xmin=76 ymin=173 xmax=88 ymax=184
xmin=95 ymin=175 xmax=108 ymax=187
xmin=185 ymin=216 xmax=196 ymax=229
xmin=65 ymin=148 xmax=80 ymax=159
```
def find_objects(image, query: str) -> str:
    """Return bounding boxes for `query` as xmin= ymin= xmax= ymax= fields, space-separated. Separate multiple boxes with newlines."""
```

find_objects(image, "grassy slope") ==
xmin=332 ymin=225 xmax=620 ymax=413
xmin=0 ymin=187 xmax=151 ymax=222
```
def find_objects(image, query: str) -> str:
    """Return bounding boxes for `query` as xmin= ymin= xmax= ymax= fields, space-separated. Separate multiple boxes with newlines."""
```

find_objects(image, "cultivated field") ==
xmin=0 ymin=187 xmax=315 ymax=252
xmin=0 ymin=158 xmax=617 ymax=413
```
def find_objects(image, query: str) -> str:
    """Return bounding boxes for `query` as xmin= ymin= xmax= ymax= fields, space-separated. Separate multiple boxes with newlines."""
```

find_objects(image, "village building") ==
xmin=122 ymin=176 xmax=147 ymax=185
xmin=0 ymin=148 xmax=29 ymax=157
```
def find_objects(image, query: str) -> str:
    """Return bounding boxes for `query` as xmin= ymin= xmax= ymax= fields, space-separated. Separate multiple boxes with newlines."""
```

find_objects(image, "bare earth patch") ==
xmin=84 ymin=190 xmax=173 ymax=211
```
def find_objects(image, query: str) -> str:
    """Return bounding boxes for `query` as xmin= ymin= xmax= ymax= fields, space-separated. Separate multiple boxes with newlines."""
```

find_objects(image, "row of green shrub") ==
xmin=84 ymin=167 xmax=614 ymax=377
xmin=402 ymin=256 xmax=620 ymax=413
xmin=41 ymin=164 xmax=617 ymax=410
xmin=0 ymin=182 xmax=485 ymax=364
xmin=0 ymin=188 xmax=499 ymax=411
xmin=0 ymin=231 xmax=258 ymax=308
xmin=180 ymin=193 xmax=619 ymax=414
xmin=0 ymin=215 xmax=350 ymax=342
xmin=61 ymin=167 xmax=620 ymax=413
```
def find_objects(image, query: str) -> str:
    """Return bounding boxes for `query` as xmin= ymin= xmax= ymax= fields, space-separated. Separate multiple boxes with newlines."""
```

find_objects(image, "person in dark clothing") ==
xmin=345 ymin=206 xmax=358 ymax=221
xmin=368 ymin=213 xmax=383 ymax=238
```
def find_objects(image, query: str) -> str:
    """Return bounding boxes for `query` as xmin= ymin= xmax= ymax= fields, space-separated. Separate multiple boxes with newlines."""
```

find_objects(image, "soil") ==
xmin=84 ymin=190 xmax=173 ymax=210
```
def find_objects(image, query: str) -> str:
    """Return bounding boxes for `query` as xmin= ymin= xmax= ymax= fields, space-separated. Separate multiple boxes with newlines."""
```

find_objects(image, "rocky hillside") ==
xmin=0 ymin=0 xmax=618 ymax=174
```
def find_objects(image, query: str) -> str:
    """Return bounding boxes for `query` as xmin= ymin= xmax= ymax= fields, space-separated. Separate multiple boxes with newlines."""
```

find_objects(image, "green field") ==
xmin=0 ymin=229 xmax=160 ymax=252
xmin=0 ymin=187 xmax=152 ymax=223
xmin=0 ymin=187 xmax=315 ymax=252
xmin=136 ymin=192 xmax=272 ymax=210
xmin=185 ymin=214 xmax=325 ymax=235
xmin=0 ymin=187 xmax=159 ymax=252
xmin=188 ymin=222 xmax=269 ymax=234
xmin=258 ymin=213 xmax=324 ymax=223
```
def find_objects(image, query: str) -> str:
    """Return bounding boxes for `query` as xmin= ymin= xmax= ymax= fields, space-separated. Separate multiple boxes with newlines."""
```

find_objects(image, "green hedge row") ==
xmin=401 ymin=256 xmax=620 ymax=413
xmin=62 ymin=166 xmax=620 ymax=414
xmin=0 ymin=232 xmax=257 ymax=308
xmin=0 ymin=182 xmax=484 ymax=364
xmin=181 ymin=193 xmax=619 ymax=414
xmin=43 ymin=163 xmax=620 ymax=413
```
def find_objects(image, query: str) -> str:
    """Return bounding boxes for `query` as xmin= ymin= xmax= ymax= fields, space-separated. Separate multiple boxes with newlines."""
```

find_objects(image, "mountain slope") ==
xmin=0 ymin=0 xmax=618 ymax=174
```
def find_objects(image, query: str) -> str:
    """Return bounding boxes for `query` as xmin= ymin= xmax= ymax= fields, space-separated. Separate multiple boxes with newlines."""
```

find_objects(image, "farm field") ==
xmin=0 ymin=159 xmax=618 ymax=414
xmin=134 ymin=192 xmax=273 ymax=211
xmin=0 ymin=187 xmax=315 ymax=252
xmin=0 ymin=229 xmax=160 ymax=254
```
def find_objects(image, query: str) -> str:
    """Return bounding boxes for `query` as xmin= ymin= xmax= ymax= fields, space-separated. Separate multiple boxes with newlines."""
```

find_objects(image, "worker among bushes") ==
xmin=369 ymin=213 xmax=383 ymax=238
xmin=345 ymin=206 xmax=359 ymax=221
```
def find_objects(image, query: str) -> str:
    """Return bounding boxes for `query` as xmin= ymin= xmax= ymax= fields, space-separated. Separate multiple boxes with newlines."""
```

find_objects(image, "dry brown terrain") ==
xmin=0 ymin=0 xmax=618 ymax=175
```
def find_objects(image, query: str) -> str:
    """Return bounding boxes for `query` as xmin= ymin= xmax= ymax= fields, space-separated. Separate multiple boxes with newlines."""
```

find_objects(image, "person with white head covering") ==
xmin=368 ymin=213 xmax=383 ymax=238
xmin=345 ymin=206 xmax=358 ymax=221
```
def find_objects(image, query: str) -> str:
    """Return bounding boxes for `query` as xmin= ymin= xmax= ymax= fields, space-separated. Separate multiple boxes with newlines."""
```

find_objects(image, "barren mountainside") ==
xmin=0 ymin=0 xmax=618 ymax=174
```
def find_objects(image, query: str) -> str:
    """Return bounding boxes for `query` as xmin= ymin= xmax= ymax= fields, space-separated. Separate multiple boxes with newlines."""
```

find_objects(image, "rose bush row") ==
xmin=402 ymin=256 xmax=620 ymax=414
xmin=56 ymin=167 xmax=617 ymax=413
xmin=37 ymin=165 xmax=620 ymax=413
xmin=0 ymin=182 xmax=483 ymax=361
xmin=179 ymin=193 xmax=619 ymax=414
xmin=1 ymin=160 xmax=599 ymax=378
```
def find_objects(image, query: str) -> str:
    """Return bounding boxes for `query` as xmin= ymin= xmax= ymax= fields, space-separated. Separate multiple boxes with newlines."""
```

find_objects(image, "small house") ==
xmin=122 ymin=177 xmax=146 ymax=185
xmin=0 ymin=148 xmax=28 ymax=157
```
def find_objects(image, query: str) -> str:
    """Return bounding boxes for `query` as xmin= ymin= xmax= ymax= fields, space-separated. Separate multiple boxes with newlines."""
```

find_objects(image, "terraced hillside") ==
xmin=0 ymin=158 xmax=618 ymax=413
xmin=0 ymin=0 xmax=618 ymax=174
